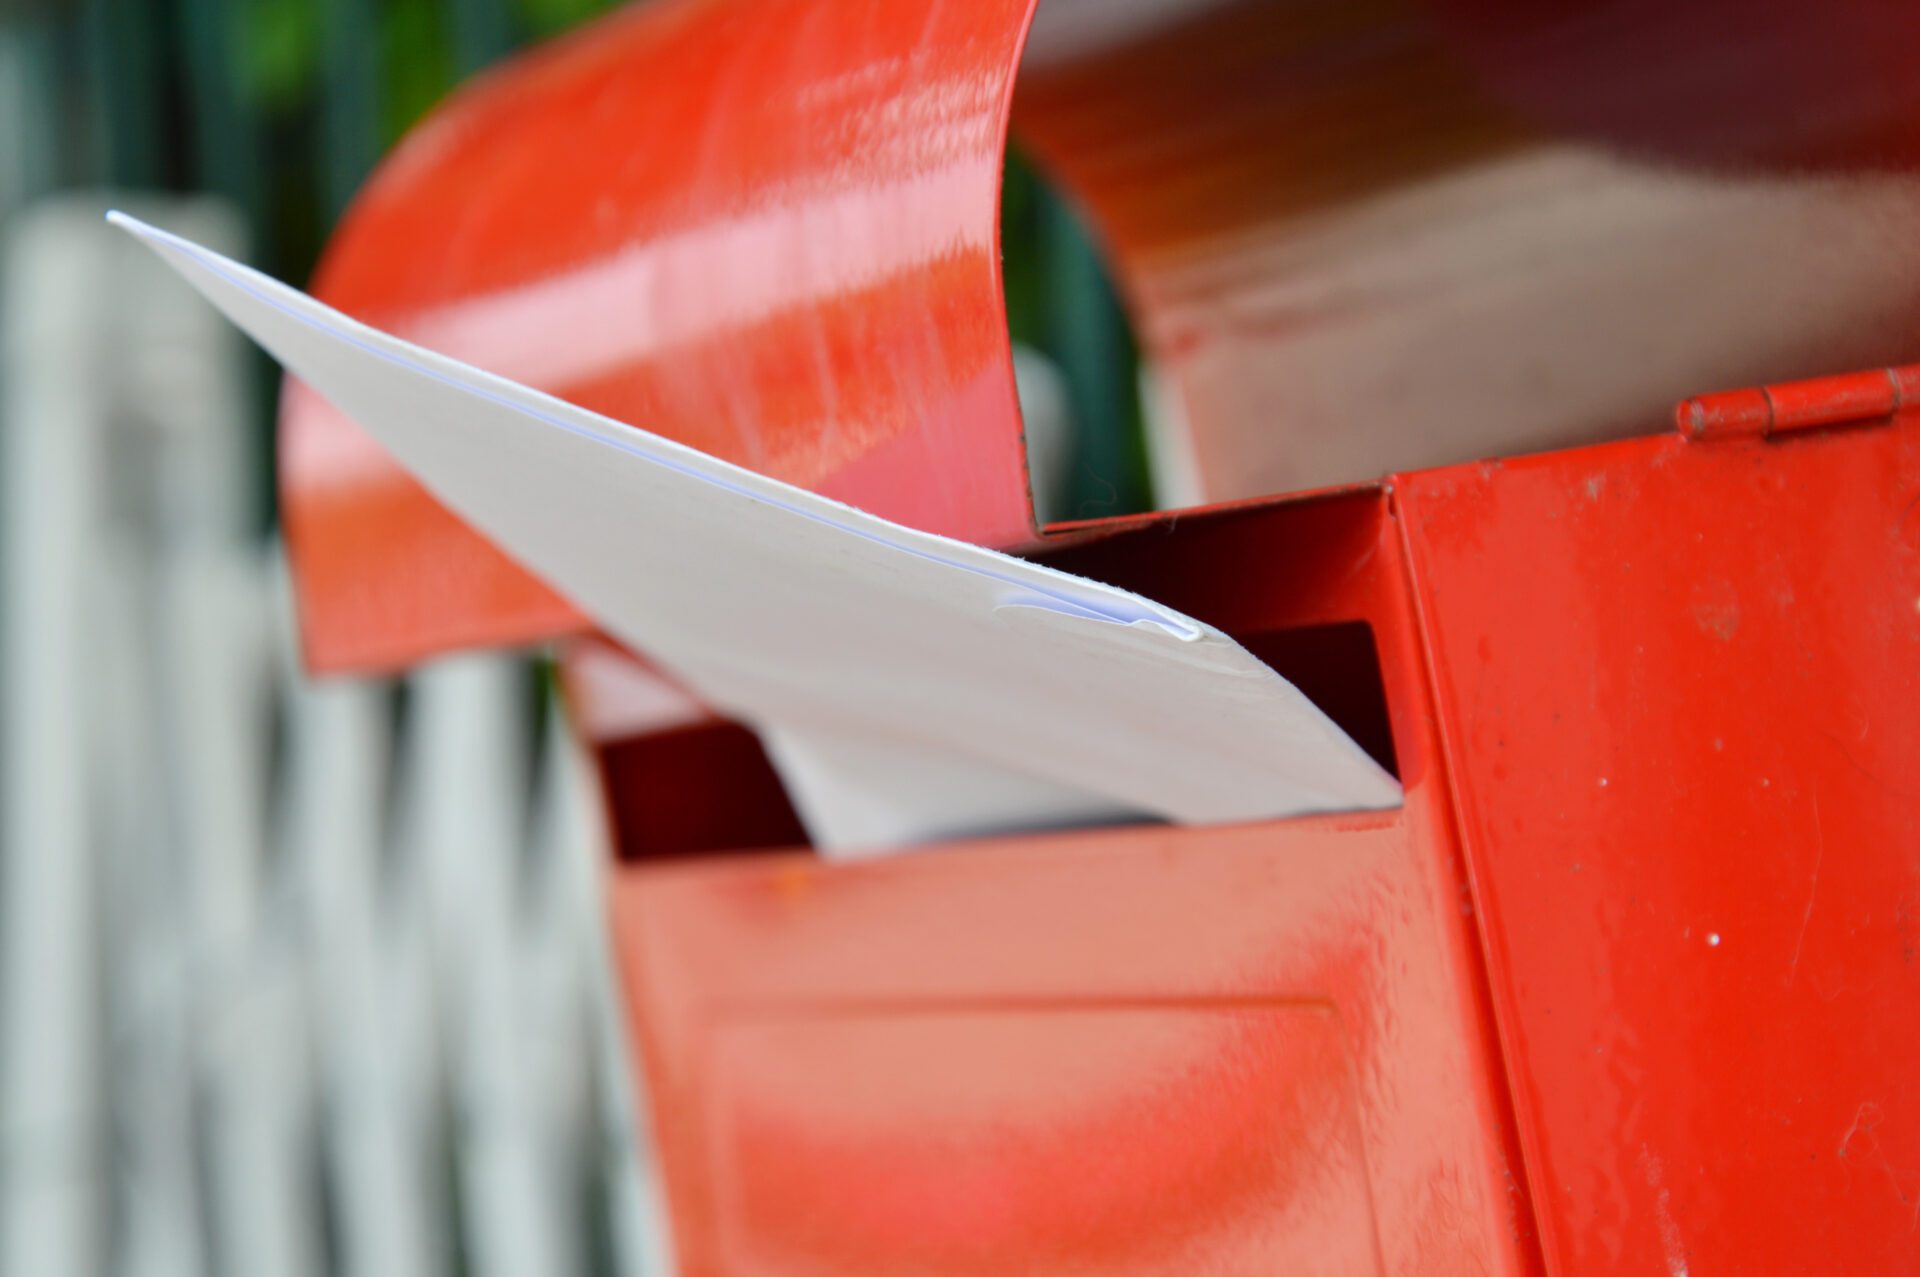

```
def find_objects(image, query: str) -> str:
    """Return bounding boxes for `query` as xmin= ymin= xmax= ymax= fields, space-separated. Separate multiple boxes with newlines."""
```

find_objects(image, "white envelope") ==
xmin=113 ymin=212 xmax=1399 ymax=856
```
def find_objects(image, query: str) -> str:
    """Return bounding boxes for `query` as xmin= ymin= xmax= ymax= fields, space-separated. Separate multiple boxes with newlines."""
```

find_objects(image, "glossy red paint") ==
xmin=1398 ymin=413 xmax=1920 ymax=1274
xmin=592 ymin=405 xmax=1919 ymax=1274
xmin=613 ymin=817 xmax=1530 ymax=1277
xmin=284 ymin=0 xmax=1920 ymax=672
xmin=278 ymin=0 xmax=1920 ymax=1269
xmin=609 ymin=487 xmax=1540 ymax=1275
xmin=284 ymin=0 xmax=1040 ymax=672
xmin=1011 ymin=0 xmax=1920 ymax=507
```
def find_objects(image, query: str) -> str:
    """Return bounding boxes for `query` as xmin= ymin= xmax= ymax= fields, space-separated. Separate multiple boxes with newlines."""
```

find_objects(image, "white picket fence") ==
xmin=0 ymin=199 xmax=673 ymax=1277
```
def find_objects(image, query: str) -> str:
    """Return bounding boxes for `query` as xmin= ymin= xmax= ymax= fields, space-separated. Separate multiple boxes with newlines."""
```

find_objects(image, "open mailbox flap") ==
xmin=114 ymin=212 xmax=1399 ymax=855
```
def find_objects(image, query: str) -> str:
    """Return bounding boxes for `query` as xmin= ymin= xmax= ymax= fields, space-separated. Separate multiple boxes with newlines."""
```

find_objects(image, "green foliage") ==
xmin=381 ymin=0 xmax=455 ymax=144
xmin=15 ymin=0 xmax=1150 ymax=523
xmin=238 ymin=0 xmax=319 ymax=113
xmin=999 ymin=149 xmax=1048 ymax=350
xmin=1001 ymin=147 xmax=1153 ymax=519
xmin=516 ymin=0 xmax=610 ymax=40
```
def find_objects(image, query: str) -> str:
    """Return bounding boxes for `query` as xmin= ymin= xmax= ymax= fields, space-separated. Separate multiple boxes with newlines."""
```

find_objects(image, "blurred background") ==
xmin=11 ymin=0 xmax=1920 ymax=1273
xmin=0 ymin=5 xmax=668 ymax=1277
xmin=0 ymin=3 xmax=1144 ymax=1276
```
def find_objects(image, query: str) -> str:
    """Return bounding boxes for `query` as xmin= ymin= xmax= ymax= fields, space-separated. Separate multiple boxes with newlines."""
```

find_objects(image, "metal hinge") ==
xmin=1675 ymin=365 xmax=1919 ymax=442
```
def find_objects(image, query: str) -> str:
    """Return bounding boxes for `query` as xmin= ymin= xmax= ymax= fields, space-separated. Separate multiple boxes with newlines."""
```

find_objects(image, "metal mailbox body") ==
xmin=601 ymin=416 xmax=1920 ymax=1275
xmin=608 ymin=486 xmax=1539 ymax=1276
xmin=275 ymin=0 xmax=1920 ymax=1271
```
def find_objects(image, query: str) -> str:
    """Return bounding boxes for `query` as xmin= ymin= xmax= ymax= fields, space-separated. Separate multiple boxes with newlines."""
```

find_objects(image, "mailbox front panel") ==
xmin=610 ymin=811 xmax=1535 ymax=1277
xmin=704 ymin=1002 xmax=1380 ymax=1274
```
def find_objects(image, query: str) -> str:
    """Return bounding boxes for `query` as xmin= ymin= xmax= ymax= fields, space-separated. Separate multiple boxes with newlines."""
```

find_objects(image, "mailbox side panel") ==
xmin=1399 ymin=420 xmax=1920 ymax=1273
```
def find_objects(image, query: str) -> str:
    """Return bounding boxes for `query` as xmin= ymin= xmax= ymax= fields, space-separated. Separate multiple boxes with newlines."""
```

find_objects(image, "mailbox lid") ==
xmin=282 ymin=0 xmax=1039 ymax=673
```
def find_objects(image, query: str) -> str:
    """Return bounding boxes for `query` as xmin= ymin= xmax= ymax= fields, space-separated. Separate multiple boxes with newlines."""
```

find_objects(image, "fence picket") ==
xmin=2 ymin=199 xmax=658 ymax=1277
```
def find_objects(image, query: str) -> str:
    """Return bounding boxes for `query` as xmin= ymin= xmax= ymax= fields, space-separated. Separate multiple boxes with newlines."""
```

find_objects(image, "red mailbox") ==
xmin=279 ymin=1 xmax=1920 ymax=1272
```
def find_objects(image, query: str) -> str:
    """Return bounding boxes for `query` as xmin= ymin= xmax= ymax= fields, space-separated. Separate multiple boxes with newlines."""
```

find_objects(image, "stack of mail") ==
xmin=114 ymin=213 xmax=1399 ymax=856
